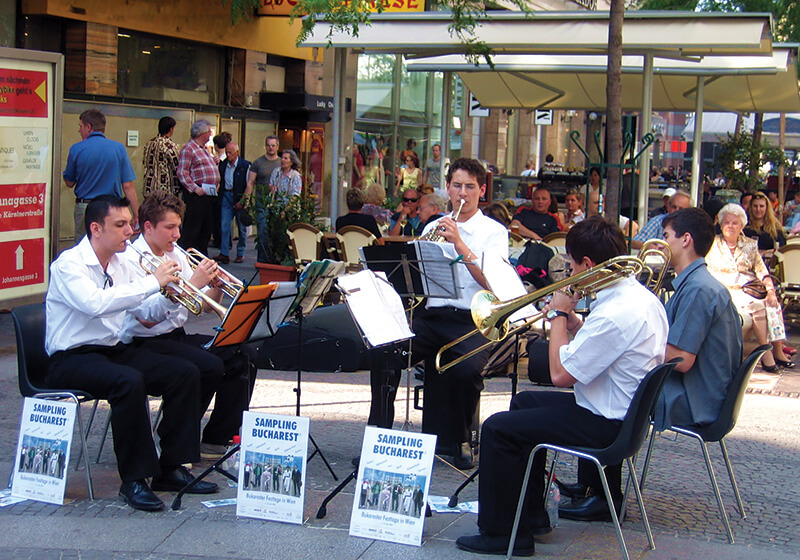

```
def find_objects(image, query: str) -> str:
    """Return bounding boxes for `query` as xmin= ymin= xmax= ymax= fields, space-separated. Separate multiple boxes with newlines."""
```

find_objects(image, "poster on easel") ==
xmin=236 ymin=412 xmax=309 ymax=525
xmin=349 ymin=426 xmax=436 ymax=546
xmin=11 ymin=397 xmax=76 ymax=505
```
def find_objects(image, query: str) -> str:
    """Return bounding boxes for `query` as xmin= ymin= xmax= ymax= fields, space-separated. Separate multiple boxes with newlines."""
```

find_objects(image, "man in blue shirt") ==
xmin=631 ymin=190 xmax=691 ymax=249
xmin=656 ymin=208 xmax=743 ymax=430
xmin=63 ymin=109 xmax=138 ymax=242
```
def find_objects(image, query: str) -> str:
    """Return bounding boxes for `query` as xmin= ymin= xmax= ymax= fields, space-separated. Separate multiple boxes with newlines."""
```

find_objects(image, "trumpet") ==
xmin=419 ymin=199 xmax=465 ymax=242
xmin=435 ymin=255 xmax=645 ymax=372
xmin=126 ymin=241 xmax=228 ymax=319
xmin=173 ymin=245 xmax=244 ymax=299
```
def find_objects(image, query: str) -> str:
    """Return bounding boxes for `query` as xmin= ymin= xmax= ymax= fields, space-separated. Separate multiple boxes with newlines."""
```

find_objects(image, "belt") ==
xmin=76 ymin=197 xmax=93 ymax=203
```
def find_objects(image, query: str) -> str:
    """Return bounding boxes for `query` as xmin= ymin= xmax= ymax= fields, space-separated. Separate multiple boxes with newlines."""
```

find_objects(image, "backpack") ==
xmin=515 ymin=242 xmax=556 ymax=289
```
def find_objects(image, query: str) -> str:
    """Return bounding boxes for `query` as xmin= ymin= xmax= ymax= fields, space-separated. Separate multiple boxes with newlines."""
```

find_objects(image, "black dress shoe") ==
xmin=456 ymin=534 xmax=535 ymax=556
xmin=152 ymin=465 xmax=219 ymax=494
xmin=452 ymin=442 xmax=475 ymax=470
xmin=762 ymin=363 xmax=780 ymax=373
xmin=556 ymin=480 xmax=589 ymax=500
xmin=558 ymin=495 xmax=620 ymax=522
xmin=776 ymin=358 xmax=796 ymax=369
xmin=119 ymin=480 xmax=165 ymax=511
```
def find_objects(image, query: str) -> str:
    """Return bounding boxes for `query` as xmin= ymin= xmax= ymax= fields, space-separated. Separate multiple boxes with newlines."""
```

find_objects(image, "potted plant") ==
xmin=251 ymin=190 xmax=319 ymax=283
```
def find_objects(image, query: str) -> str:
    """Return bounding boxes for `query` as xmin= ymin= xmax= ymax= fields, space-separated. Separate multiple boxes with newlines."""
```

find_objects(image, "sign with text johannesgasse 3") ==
xmin=236 ymin=412 xmax=310 ymax=524
xmin=350 ymin=427 xmax=436 ymax=546
xmin=12 ymin=397 xmax=76 ymax=505
xmin=0 ymin=53 xmax=55 ymax=305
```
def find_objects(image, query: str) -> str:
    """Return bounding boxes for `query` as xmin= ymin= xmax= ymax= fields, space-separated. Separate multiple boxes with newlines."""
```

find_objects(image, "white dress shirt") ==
xmin=559 ymin=276 xmax=668 ymax=421
xmin=119 ymin=236 xmax=196 ymax=342
xmin=45 ymin=236 xmax=163 ymax=355
xmin=420 ymin=210 xmax=509 ymax=310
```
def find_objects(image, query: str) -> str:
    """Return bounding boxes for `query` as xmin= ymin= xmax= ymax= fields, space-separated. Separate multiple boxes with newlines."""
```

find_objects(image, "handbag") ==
xmin=237 ymin=208 xmax=253 ymax=227
xmin=741 ymin=279 xmax=767 ymax=300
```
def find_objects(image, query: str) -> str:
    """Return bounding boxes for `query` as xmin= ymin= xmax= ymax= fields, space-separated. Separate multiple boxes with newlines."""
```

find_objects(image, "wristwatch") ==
xmin=546 ymin=309 xmax=569 ymax=321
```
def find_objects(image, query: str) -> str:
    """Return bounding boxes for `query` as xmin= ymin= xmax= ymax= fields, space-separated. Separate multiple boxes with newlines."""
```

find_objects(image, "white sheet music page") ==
xmin=481 ymin=253 xmax=538 ymax=324
xmin=413 ymin=240 xmax=461 ymax=299
xmin=338 ymin=270 xmax=414 ymax=347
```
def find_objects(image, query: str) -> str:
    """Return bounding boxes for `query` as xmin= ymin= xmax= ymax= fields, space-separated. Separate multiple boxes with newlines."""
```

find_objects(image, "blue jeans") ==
xmin=220 ymin=190 xmax=247 ymax=258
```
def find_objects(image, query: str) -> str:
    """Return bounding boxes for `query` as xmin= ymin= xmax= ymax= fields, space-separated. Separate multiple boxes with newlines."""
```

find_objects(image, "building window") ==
xmin=117 ymin=31 xmax=224 ymax=105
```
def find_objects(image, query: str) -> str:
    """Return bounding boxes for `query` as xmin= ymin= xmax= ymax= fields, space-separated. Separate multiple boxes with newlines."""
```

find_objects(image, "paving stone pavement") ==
xmin=2 ymin=302 xmax=800 ymax=560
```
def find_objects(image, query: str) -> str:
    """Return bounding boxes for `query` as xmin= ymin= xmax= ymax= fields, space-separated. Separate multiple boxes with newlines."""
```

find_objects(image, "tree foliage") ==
xmin=716 ymin=131 xmax=788 ymax=192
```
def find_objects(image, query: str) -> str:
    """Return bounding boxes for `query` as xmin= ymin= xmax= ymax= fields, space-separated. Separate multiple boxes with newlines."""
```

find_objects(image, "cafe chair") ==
xmin=336 ymin=225 xmax=377 ymax=272
xmin=320 ymin=232 xmax=344 ymax=262
xmin=12 ymin=303 xmax=98 ymax=500
xmin=542 ymin=231 xmax=567 ymax=248
xmin=287 ymin=222 xmax=323 ymax=269
xmin=638 ymin=344 xmax=770 ymax=545
xmin=506 ymin=358 xmax=681 ymax=560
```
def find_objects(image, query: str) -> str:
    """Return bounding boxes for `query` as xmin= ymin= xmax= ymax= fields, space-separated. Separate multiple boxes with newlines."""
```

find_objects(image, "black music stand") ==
xmin=171 ymin=282 xmax=277 ymax=510
xmin=315 ymin=245 xmax=461 ymax=519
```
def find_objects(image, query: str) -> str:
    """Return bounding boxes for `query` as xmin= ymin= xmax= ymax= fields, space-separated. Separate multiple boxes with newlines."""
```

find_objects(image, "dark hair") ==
xmin=702 ymin=196 xmax=725 ymax=221
xmin=739 ymin=192 xmax=753 ymax=206
xmin=589 ymin=166 xmax=601 ymax=177
xmin=213 ymin=132 xmax=232 ymax=150
xmin=483 ymin=202 xmax=511 ymax=227
xmin=545 ymin=154 xmax=554 ymax=163
xmin=345 ymin=188 xmax=365 ymax=211
xmin=85 ymin=195 xmax=130 ymax=236
xmin=404 ymin=153 xmax=420 ymax=168
xmin=662 ymin=207 xmax=715 ymax=257
xmin=79 ymin=109 xmax=106 ymax=132
xmin=139 ymin=190 xmax=186 ymax=227
xmin=265 ymin=135 xmax=278 ymax=146
xmin=158 ymin=116 xmax=176 ymax=136
xmin=565 ymin=215 xmax=627 ymax=265
xmin=446 ymin=158 xmax=486 ymax=188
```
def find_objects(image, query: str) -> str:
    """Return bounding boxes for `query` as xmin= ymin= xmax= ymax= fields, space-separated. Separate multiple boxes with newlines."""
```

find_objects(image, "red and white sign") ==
xmin=0 ymin=183 xmax=46 ymax=232
xmin=0 ymin=238 xmax=45 ymax=289
xmin=0 ymin=69 xmax=48 ymax=118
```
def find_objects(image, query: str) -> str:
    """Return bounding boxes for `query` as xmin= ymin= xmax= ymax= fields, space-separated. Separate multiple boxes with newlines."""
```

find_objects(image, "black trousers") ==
xmin=368 ymin=307 xmax=488 ymax=446
xmin=477 ymin=391 xmax=622 ymax=537
xmin=134 ymin=329 xmax=257 ymax=445
xmin=47 ymin=343 xmax=201 ymax=482
xmin=180 ymin=190 xmax=215 ymax=255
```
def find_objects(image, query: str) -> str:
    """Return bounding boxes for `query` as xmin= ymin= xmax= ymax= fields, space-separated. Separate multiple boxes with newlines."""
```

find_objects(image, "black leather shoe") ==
xmin=119 ymin=480 xmax=165 ymax=511
xmin=452 ymin=442 xmax=475 ymax=470
xmin=559 ymin=495 xmax=620 ymax=522
xmin=776 ymin=358 xmax=795 ymax=369
xmin=152 ymin=465 xmax=219 ymax=494
xmin=556 ymin=480 xmax=589 ymax=500
xmin=762 ymin=363 xmax=780 ymax=373
xmin=456 ymin=534 xmax=535 ymax=556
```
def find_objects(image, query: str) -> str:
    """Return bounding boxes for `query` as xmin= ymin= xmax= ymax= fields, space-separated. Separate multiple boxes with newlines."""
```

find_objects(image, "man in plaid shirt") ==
xmin=177 ymin=119 xmax=220 ymax=255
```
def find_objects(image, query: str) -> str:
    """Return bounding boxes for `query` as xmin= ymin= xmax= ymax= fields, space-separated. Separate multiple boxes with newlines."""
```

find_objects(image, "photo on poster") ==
xmin=349 ymin=426 xmax=437 ymax=547
xmin=12 ymin=397 xmax=75 ymax=505
xmin=356 ymin=468 xmax=427 ymax=519
xmin=236 ymin=412 xmax=309 ymax=525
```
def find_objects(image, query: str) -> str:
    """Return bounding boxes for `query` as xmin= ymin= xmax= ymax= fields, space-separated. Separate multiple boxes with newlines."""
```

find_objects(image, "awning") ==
xmin=405 ymin=47 xmax=800 ymax=113
xmin=302 ymin=11 xmax=774 ymax=57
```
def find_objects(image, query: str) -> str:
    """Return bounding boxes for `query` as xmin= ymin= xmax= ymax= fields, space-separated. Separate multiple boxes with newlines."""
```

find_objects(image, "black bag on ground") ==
xmin=516 ymin=242 xmax=556 ymax=289
xmin=482 ymin=325 xmax=533 ymax=378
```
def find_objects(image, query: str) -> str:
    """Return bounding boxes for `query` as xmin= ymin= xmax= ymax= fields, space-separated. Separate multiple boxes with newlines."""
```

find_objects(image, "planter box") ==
xmin=255 ymin=262 xmax=297 ymax=283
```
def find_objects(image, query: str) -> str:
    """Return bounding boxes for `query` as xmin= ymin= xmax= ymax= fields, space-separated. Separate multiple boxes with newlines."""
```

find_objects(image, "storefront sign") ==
xmin=0 ymin=238 xmax=45 ymax=290
xmin=0 ymin=183 xmax=46 ymax=232
xmin=258 ymin=0 xmax=424 ymax=17
xmin=0 ymin=69 xmax=48 ymax=118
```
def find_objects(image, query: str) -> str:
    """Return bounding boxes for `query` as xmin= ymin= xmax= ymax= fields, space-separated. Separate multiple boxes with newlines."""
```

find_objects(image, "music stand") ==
xmin=171 ymin=282 xmax=277 ymax=510
xmin=284 ymin=260 xmax=345 ymax=482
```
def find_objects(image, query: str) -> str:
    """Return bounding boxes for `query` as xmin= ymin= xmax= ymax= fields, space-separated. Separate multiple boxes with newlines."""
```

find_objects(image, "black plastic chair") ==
xmin=506 ymin=358 xmax=682 ymax=560
xmin=639 ymin=344 xmax=770 ymax=544
xmin=12 ymin=303 xmax=99 ymax=500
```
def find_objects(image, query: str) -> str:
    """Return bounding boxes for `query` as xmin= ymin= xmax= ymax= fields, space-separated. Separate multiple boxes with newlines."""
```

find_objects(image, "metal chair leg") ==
xmin=74 ymin=400 xmax=99 ymax=469
xmin=694 ymin=434 xmax=735 ymax=544
xmin=625 ymin=457 xmax=655 ymax=550
xmin=69 ymin=396 xmax=94 ymax=501
xmin=719 ymin=439 xmax=746 ymax=519
xmin=95 ymin=413 xmax=112 ymax=464
xmin=595 ymin=459 xmax=633 ymax=560
xmin=507 ymin=448 xmax=540 ymax=560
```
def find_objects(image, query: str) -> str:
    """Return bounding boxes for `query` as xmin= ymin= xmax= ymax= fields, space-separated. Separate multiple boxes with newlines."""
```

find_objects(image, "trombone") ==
xmin=434 ymin=255 xmax=645 ymax=372
xmin=636 ymin=238 xmax=673 ymax=296
xmin=126 ymin=241 xmax=228 ymax=319
xmin=173 ymin=245 xmax=244 ymax=299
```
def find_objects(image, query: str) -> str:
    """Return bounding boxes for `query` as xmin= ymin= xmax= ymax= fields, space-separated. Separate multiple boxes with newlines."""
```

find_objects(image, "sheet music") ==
xmin=297 ymin=260 xmax=346 ymax=316
xmin=250 ymin=281 xmax=299 ymax=339
xmin=413 ymin=241 xmax=461 ymax=299
xmin=338 ymin=270 xmax=414 ymax=348
xmin=481 ymin=253 xmax=538 ymax=324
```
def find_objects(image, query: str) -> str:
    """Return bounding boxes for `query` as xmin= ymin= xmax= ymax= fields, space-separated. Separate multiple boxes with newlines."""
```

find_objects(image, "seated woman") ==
xmin=336 ymin=188 xmax=384 ymax=244
xmin=483 ymin=202 xmax=512 ymax=228
xmin=563 ymin=189 xmax=585 ymax=230
xmin=705 ymin=203 xmax=794 ymax=372
xmin=361 ymin=183 xmax=393 ymax=229
xmin=745 ymin=191 xmax=786 ymax=253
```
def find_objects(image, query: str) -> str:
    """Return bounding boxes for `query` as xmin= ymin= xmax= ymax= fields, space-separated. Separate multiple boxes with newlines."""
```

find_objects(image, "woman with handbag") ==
xmin=706 ymin=203 xmax=793 ymax=372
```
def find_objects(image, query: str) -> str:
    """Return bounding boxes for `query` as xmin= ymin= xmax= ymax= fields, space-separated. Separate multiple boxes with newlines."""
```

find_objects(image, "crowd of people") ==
xmin=241 ymin=458 xmax=302 ymax=497
xmin=358 ymin=477 xmax=425 ymax=518
xmin=18 ymin=442 xmax=67 ymax=479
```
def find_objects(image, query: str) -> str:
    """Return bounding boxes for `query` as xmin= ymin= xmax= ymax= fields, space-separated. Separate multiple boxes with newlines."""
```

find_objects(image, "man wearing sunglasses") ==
xmin=388 ymin=190 xmax=423 ymax=236
xmin=45 ymin=195 xmax=217 ymax=512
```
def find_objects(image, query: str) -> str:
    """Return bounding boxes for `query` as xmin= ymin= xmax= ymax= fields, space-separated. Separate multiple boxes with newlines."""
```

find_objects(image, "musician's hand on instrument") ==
xmin=154 ymin=260 xmax=181 ymax=288
xmin=550 ymin=289 xmax=577 ymax=313
xmin=438 ymin=217 xmax=461 ymax=244
xmin=190 ymin=258 xmax=217 ymax=288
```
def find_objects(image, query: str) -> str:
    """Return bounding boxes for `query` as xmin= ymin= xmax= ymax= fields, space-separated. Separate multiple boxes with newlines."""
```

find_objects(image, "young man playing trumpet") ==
xmin=121 ymin=191 xmax=256 ymax=459
xmin=456 ymin=216 xmax=668 ymax=556
xmin=45 ymin=195 xmax=217 ymax=512
xmin=368 ymin=157 xmax=508 ymax=470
